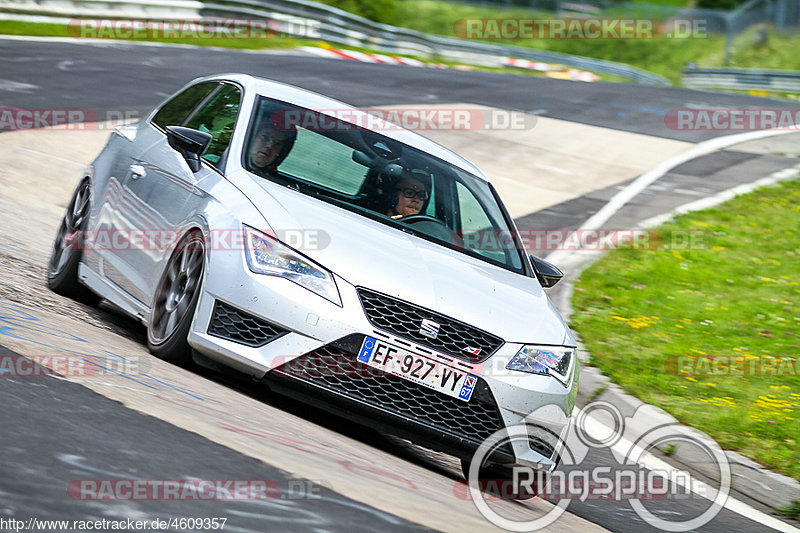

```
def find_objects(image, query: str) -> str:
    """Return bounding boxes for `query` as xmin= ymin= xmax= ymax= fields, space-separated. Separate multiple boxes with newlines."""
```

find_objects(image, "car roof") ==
xmin=193 ymin=73 xmax=490 ymax=182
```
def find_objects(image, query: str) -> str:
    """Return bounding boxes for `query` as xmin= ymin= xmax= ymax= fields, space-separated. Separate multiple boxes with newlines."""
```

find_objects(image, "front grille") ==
xmin=357 ymin=288 xmax=503 ymax=363
xmin=207 ymin=300 xmax=287 ymax=347
xmin=272 ymin=335 xmax=508 ymax=449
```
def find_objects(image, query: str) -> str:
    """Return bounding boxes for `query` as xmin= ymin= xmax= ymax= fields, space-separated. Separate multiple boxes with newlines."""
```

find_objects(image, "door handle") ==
xmin=129 ymin=164 xmax=146 ymax=180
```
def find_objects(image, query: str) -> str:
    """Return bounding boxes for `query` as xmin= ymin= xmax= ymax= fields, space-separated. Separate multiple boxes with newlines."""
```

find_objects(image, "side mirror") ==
xmin=530 ymin=255 xmax=563 ymax=288
xmin=165 ymin=126 xmax=212 ymax=173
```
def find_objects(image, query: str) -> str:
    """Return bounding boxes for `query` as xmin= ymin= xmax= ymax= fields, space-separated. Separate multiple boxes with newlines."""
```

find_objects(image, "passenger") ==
xmin=248 ymin=120 xmax=296 ymax=174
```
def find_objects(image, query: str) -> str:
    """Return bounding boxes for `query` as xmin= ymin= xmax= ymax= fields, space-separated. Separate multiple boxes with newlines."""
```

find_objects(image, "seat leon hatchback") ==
xmin=47 ymin=74 xmax=579 ymax=481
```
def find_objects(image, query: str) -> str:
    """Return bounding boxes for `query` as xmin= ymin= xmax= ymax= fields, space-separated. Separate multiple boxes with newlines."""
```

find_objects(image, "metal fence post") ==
xmin=724 ymin=14 xmax=733 ymax=65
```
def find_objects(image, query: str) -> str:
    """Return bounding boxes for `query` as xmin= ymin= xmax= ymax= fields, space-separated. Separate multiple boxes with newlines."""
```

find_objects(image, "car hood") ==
xmin=248 ymin=179 xmax=569 ymax=346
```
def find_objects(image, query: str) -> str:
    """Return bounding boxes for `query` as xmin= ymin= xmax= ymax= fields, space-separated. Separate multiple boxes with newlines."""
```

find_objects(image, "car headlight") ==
xmin=506 ymin=345 xmax=574 ymax=386
xmin=243 ymin=225 xmax=341 ymax=306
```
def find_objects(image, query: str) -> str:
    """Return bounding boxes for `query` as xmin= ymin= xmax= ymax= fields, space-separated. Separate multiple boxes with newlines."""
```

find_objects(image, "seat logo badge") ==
xmin=419 ymin=319 xmax=441 ymax=339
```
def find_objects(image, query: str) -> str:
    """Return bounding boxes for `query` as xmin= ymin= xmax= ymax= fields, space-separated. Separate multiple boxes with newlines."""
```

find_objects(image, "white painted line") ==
xmin=638 ymin=165 xmax=800 ymax=229
xmin=546 ymin=128 xmax=798 ymax=265
xmin=395 ymin=57 xmax=425 ymax=67
xmin=579 ymin=407 xmax=800 ymax=533
xmin=299 ymin=46 xmax=434 ymax=68
xmin=367 ymin=52 xmax=394 ymax=63
xmin=299 ymin=46 xmax=338 ymax=56
xmin=545 ymin=164 xmax=800 ymax=285
xmin=534 ymin=162 xmax=573 ymax=175
xmin=0 ymin=80 xmax=40 ymax=93
xmin=57 ymin=59 xmax=82 ymax=71
xmin=333 ymin=49 xmax=378 ymax=63
xmin=0 ymin=33 xmax=199 ymax=48
xmin=672 ymin=187 xmax=705 ymax=196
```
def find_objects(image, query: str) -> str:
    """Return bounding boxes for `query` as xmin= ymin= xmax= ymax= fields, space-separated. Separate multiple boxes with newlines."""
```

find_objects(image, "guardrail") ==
xmin=0 ymin=0 xmax=670 ymax=85
xmin=682 ymin=65 xmax=800 ymax=92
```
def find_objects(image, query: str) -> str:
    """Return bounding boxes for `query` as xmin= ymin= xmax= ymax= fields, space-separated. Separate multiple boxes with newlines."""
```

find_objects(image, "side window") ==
xmin=151 ymin=82 xmax=217 ymax=130
xmin=184 ymin=84 xmax=242 ymax=166
xmin=456 ymin=181 xmax=505 ymax=264
xmin=457 ymin=181 xmax=492 ymax=231
xmin=424 ymin=177 xmax=436 ymax=217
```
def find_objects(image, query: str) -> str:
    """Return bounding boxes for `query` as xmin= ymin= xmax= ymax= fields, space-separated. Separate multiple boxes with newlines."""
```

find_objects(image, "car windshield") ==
xmin=243 ymin=96 xmax=525 ymax=273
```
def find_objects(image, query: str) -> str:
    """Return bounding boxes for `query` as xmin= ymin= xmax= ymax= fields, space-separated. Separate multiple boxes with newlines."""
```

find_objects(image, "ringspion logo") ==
xmin=466 ymin=402 xmax=730 ymax=531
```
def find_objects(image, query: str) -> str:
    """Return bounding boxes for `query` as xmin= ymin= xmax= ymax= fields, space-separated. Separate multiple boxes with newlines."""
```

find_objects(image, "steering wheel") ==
xmin=399 ymin=214 xmax=446 ymax=225
xmin=398 ymin=215 xmax=463 ymax=245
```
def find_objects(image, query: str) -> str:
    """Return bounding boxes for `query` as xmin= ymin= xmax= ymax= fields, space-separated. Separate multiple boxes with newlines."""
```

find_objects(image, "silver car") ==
xmin=47 ymin=73 xmax=578 ymax=481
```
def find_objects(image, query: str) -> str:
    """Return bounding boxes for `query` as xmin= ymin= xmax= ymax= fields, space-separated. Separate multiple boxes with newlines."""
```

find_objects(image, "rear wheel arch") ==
xmin=46 ymin=177 xmax=101 ymax=305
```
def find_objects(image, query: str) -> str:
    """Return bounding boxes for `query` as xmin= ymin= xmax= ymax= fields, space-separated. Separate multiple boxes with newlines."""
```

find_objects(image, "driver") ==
xmin=387 ymin=171 xmax=430 ymax=219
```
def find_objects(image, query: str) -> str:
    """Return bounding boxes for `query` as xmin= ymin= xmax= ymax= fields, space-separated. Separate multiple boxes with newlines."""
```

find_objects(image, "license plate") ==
xmin=357 ymin=336 xmax=477 ymax=402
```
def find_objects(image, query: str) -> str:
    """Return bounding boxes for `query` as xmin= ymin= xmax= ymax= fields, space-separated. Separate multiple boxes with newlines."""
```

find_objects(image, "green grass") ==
xmin=726 ymin=24 xmax=800 ymax=70
xmin=571 ymin=177 xmax=800 ymax=480
xmin=393 ymin=0 xmax=722 ymax=85
xmin=0 ymin=20 xmax=313 ymax=50
xmin=776 ymin=500 xmax=800 ymax=520
xmin=392 ymin=1 xmax=800 ymax=85
xmin=0 ymin=21 xmax=70 ymax=37
xmin=622 ymin=0 xmax=691 ymax=6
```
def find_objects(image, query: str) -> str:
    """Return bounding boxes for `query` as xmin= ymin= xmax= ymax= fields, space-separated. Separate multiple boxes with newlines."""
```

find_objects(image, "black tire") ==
xmin=460 ymin=458 xmax=539 ymax=500
xmin=147 ymin=230 xmax=205 ymax=364
xmin=47 ymin=179 xmax=101 ymax=306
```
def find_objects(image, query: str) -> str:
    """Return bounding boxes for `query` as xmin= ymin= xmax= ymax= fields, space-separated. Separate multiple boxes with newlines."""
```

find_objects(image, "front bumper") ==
xmin=187 ymin=250 xmax=578 ymax=470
